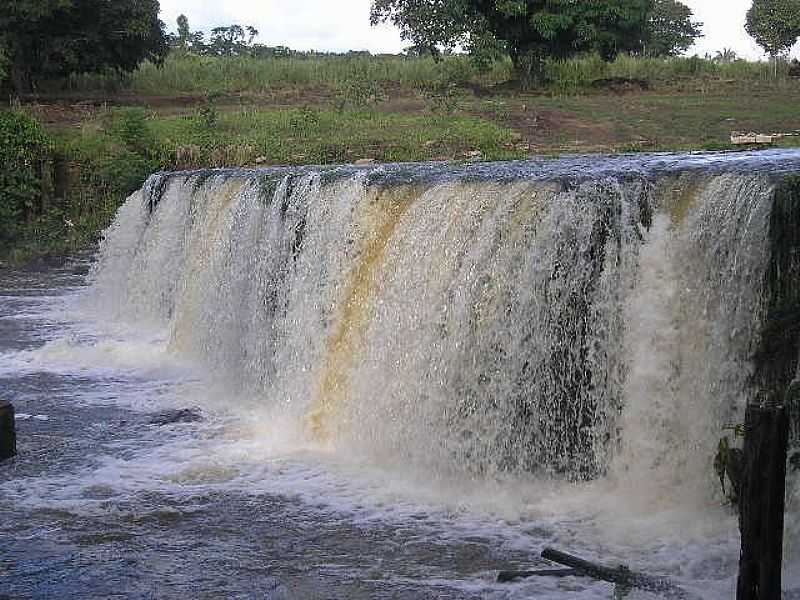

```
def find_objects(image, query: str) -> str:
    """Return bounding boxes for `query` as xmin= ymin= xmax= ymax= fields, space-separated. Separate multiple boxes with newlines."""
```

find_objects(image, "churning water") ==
xmin=2 ymin=150 xmax=800 ymax=599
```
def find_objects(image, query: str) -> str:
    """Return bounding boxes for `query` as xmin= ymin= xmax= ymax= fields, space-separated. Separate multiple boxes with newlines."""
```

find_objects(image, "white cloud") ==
xmin=159 ymin=0 xmax=798 ymax=59
xmin=684 ymin=0 xmax=798 ymax=59
xmin=159 ymin=0 xmax=405 ymax=53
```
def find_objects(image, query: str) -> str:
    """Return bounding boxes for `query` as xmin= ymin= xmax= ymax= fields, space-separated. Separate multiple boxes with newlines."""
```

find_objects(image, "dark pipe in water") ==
xmin=0 ymin=400 xmax=16 ymax=461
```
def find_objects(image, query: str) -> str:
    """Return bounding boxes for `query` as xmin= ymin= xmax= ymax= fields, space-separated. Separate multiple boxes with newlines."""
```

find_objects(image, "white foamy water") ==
xmin=3 ymin=155 xmax=800 ymax=599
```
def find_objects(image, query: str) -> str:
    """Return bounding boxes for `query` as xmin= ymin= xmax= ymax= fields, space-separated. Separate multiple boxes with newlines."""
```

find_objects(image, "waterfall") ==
xmin=88 ymin=153 xmax=800 ymax=494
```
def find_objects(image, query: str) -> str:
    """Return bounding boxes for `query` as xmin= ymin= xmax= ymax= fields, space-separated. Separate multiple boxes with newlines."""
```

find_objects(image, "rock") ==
xmin=354 ymin=158 xmax=376 ymax=166
xmin=0 ymin=400 xmax=17 ymax=461
xmin=148 ymin=408 xmax=203 ymax=426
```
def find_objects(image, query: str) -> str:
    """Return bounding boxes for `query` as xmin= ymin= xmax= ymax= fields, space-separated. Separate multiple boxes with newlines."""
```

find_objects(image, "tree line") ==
xmin=372 ymin=0 xmax=800 ymax=84
xmin=167 ymin=17 xmax=374 ymax=59
xmin=0 ymin=0 xmax=798 ymax=94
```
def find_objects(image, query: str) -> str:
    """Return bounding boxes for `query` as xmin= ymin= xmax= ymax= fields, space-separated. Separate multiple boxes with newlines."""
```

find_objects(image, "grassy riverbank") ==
xmin=3 ymin=52 xmax=800 ymax=264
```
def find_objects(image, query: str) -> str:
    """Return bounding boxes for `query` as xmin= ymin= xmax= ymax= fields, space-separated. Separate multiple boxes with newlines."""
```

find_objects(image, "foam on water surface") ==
xmin=3 ymin=151 xmax=800 ymax=599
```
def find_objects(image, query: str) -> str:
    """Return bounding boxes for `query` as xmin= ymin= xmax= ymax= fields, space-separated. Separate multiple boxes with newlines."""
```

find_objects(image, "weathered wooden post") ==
xmin=736 ymin=384 xmax=794 ymax=600
xmin=0 ymin=400 xmax=16 ymax=461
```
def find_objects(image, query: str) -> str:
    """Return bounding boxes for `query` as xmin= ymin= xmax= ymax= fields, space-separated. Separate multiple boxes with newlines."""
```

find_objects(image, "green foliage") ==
xmin=98 ymin=149 xmax=158 ymax=197
xmin=148 ymin=107 xmax=522 ymax=166
xmin=55 ymin=108 xmax=160 ymax=199
xmin=746 ymin=0 xmax=800 ymax=58
xmin=1 ymin=0 xmax=168 ymax=94
xmin=713 ymin=48 xmax=739 ymax=64
xmin=335 ymin=78 xmax=386 ymax=110
xmin=417 ymin=81 xmax=460 ymax=114
xmin=103 ymin=107 xmax=154 ymax=156
xmin=169 ymin=14 xmax=206 ymax=54
xmin=167 ymin=15 xmax=279 ymax=59
xmin=207 ymin=25 xmax=260 ymax=57
xmin=0 ymin=106 xmax=167 ymax=262
xmin=177 ymin=15 xmax=191 ymax=44
xmin=371 ymin=0 xmax=652 ymax=85
xmin=288 ymin=108 xmax=321 ymax=134
xmin=0 ymin=111 xmax=52 ymax=250
xmin=195 ymin=92 xmax=224 ymax=137
xmin=644 ymin=0 xmax=703 ymax=57
xmin=115 ymin=52 xmax=510 ymax=96
xmin=61 ymin=50 xmax=800 ymax=103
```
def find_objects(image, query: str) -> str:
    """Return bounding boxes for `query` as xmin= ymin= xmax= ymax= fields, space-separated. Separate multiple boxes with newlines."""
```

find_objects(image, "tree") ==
xmin=0 ymin=0 xmax=168 ymax=94
xmin=746 ymin=0 xmax=800 ymax=60
xmin=370 ymin=0 xmax=652 ymax=86
xmin=713 ymin=48 xmax=739 ymax=63
xmin=643 ymin=0 xmax=702 ymax=57
xmin=177 ymin=14 xmax=191 ymax=46
xmin=403 ymin=44 xmax=436 ymax=57
xmin=207 ymin=25 xmax=260 ymax=57
xmin=170 ymin=14 xmax=205 ymax=53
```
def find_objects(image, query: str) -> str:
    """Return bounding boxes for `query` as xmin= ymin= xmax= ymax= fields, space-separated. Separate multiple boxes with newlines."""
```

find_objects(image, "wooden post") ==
xmin=736 ymin=397 xmax=790 ymax=600
xmin=0 ymin=400 xmax=16 ymax=461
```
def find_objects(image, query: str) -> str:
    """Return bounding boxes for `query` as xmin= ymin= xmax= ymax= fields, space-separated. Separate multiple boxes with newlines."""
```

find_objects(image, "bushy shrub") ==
xmin=96 ymin=148 xmax=158 ymax=196
xmin=0 ymin=111 xmax=52 ymax=249
xmin=103 ymin=107 xmax=155 ymax=155
xmin=101 ymin=108 xmax=161 ymax=194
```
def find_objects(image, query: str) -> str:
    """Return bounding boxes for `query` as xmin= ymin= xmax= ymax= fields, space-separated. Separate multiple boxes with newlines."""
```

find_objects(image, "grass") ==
xmin=151 ymin=106 xmax=526 ymax=166
xmin=47 ymin=104 xmax=525 ymax=170
xmin=493 ymin=90 xmax=800 ymax=152
xmin=544 ymin=53 xmax=798 ymax=94
xmin=5 ymin=51 xmax=800 ymax=264
xmin=55 ymin=52 xmax=800 ymax=99
xmin=65 ymin=53 xmax=513 ymax=96
xmin=2 ymin=101 xmax=523 ymax=264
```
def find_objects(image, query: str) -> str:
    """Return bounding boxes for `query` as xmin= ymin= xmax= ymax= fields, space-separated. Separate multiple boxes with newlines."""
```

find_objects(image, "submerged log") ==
xmin=541 ymin=547 xmax=696 ymax=599
xmin=0 ymin=400 xmax=17 ymax=461
xmin=736 ymin=398 xmax=790 ymax=600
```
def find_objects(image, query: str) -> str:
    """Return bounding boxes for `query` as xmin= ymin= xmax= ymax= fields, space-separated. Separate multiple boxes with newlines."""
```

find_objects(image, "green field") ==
xmin=38 ymin=52 xmax=800 ymax=158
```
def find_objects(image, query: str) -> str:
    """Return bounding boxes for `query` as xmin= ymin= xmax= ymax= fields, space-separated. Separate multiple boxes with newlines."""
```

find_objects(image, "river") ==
xmin=2 ymin=151 xmax=800 ymax=599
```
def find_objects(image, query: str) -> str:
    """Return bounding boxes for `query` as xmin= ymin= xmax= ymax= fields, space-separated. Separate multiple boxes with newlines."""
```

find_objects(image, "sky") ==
xmin=158 ymin=0 xmax=799 ymax=60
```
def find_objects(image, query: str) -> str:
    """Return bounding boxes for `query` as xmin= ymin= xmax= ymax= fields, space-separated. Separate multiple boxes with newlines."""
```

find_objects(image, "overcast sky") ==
xmin=158 ymin=0 xmax=799 ymax=60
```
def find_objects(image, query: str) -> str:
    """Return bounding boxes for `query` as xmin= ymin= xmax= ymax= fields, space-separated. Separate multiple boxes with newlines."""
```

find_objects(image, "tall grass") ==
xmin=66 ymin=54 xmax=514 ymax=95
xmin=59 ymin=51 xmax=797 ymax=98
xmin=547 ymin=54 xmax=796 ymax=94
